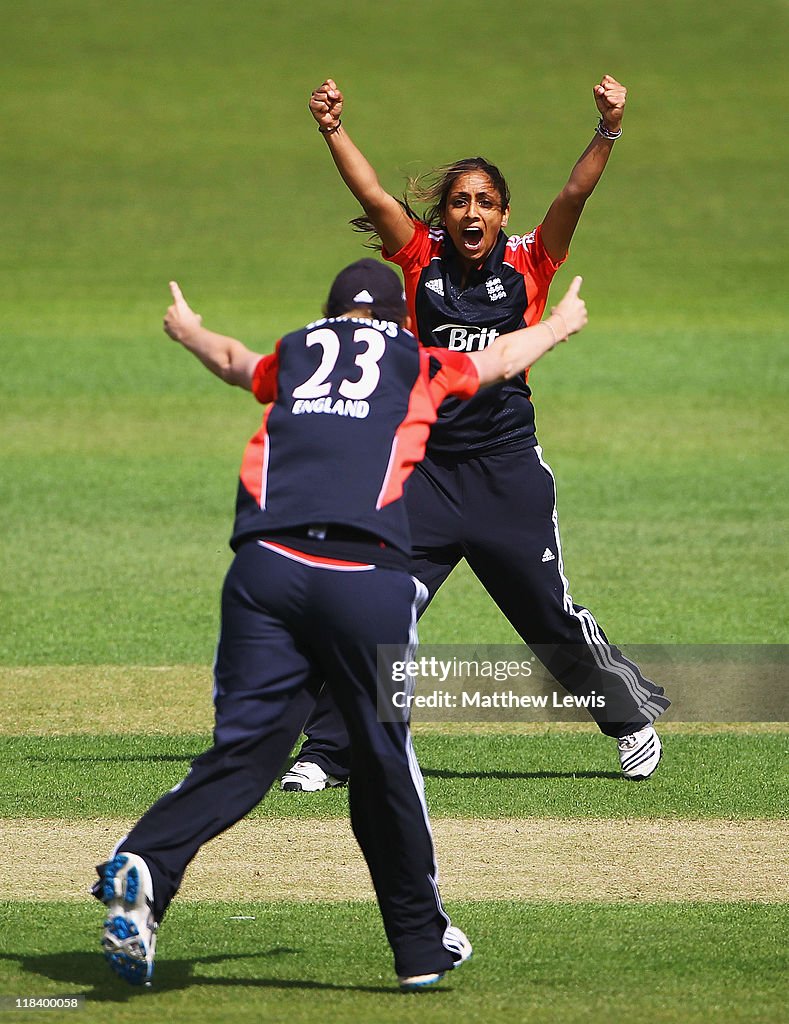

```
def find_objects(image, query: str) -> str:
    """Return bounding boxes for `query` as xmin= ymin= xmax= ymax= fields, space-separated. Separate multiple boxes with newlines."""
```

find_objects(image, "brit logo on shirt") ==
xmin=425 ymin=278 xmax=444 ymax=297
xmin=486 ymin=276 xmax=506 ymax=301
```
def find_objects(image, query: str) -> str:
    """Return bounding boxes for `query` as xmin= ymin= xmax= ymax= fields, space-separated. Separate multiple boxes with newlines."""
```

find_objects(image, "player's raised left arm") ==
xmin=540 ymin=75 xmax=627 ymax=263
xmin=469 ymin=276 xmax=587 ymax=388
xmin=163 ymin=282 xmax=262 ymax=390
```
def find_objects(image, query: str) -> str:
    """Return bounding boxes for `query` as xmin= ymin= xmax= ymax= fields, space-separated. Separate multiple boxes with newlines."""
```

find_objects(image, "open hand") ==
xmin=164 ymin=281 xmax=202 ymax=342
xmin=309 ymin=79 xmax=343 ymax=131
xmin=593 ymin=75 xmax=627 ymax=132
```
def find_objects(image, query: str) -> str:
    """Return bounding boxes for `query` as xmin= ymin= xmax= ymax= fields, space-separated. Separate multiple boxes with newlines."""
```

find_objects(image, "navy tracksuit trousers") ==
xmin=115 ymin=539 xmax=457 ymax=979
xmin=298 ymin=445 xmax=670 ymax=779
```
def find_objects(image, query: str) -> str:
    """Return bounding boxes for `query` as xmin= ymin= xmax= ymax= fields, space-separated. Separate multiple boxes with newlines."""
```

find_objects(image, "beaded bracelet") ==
xmin=595 ymin=117 xmax=622 ymax=140
xmin=318 ymin=120 xmax=342 ymax=135
xmin=542 ymin=320 xmax=559 ymax=349
xmin=550 ymin=310 xmax=569 ymax=342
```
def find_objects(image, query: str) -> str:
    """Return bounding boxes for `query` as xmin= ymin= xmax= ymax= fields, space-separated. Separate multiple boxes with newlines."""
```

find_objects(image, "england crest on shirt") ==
xmin=486 ymin=276 xmax=507 ymax=301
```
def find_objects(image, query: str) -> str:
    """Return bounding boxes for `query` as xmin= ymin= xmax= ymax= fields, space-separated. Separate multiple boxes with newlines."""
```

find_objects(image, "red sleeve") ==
xmin=422 ymin=347 xmax=480 ymax=405
xmin=251 ymin=341 xmax=281 ymax=404
xmin=520 ymin=222 xmax=567 ymax=280
xmin=503 ymin=224 xmax=567 ymax=322
xmin=382 ymin=219 xmax=433 ymax=272
xmin=383 ymin=221 xmax=443 ymax=336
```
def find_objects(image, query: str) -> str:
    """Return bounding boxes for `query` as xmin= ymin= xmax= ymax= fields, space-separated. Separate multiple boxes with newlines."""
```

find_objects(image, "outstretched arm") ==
xmin=163 ymin=282 xmax=262 ymax=390
xmin=469 ymin=276 xmax=587 ymax=388
xmin=540 ymin=76 xmax=627 ymax=263
xmin=310 ymin=79 xmax=414 ymax=254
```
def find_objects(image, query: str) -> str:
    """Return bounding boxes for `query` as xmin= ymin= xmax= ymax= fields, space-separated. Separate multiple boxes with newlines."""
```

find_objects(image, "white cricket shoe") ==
xmin=280 ymin=761 xmax=346 ymax=792
xmin=443 ymin=924 xmax=473 ymax=967
xmin=95 ymin=852 xmax=158 ymax=985
xmin=618 ymin=726 xmax=662 ymax=780
xmin=397 ymin=924 xmax=473 ymax=992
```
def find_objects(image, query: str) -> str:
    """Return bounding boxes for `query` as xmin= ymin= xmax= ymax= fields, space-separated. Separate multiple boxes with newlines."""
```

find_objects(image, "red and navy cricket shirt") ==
xmin=385 ymin=220 xmax=565 ymax=456
xmin=230 ymin=316 xmax=479 ymax=556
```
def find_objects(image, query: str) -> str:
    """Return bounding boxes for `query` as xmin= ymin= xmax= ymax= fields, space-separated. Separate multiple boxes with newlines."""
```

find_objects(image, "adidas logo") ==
xmin=541 ymin=548 xmax=556 ymax=562
xmin=353 ymin=289 xmax=375 ymax=304
xmin=425 ymin=278 xmax=444 ymax=296
xmin=486 ymin=276 xmax=506 ymax=301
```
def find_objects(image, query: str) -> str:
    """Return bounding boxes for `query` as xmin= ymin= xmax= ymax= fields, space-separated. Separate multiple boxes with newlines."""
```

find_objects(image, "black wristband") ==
xmin=595 ymin=117 xmax=622 ymax=140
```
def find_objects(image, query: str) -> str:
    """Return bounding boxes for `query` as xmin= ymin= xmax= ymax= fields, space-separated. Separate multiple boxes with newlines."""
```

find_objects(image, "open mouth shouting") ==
xmin=442 ymin=171 xmax=510 ymax=270
xmin=460 ymin=226 xmax=485 ymax=254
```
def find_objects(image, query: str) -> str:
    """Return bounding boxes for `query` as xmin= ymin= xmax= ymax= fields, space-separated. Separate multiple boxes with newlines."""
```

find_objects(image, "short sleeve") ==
xmin=506 ymin=224 xmax=566 ymax=286
xmin=251 ymin=345 xmax=280 ymax=405
xmin=383 ymin=220 xmax=433 ymax=272
xmin=423 ymin=348 xmax=480 ymax=405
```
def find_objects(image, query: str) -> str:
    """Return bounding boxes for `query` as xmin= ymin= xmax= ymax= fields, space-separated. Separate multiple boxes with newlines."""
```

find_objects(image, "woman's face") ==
xmin=442 ymin=172 xmax=510 ymax=266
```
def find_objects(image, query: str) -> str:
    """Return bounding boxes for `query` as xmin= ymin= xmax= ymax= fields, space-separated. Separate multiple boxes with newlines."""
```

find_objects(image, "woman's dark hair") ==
xmin=351 ymin=157 xmax=510 ymax=250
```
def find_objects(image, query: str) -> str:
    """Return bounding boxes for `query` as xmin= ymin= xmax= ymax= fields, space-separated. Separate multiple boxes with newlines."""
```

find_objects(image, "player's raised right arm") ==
xmin=310 ymin=79 xmax=413 ymax=254
xmin=163 ymin=282 xmax=262 ymax=390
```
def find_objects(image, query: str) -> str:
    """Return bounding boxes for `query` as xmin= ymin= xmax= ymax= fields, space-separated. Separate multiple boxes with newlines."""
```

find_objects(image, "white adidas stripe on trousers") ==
xmin=535 ymin=445 xmax=666 ymax=725
xmin=403 ymin=575 xmax=454 ymax=937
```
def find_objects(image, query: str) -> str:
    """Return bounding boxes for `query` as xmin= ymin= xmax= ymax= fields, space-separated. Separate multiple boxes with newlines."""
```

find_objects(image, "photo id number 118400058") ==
xmin=0 ymin=996 xmax=85 ymax=1011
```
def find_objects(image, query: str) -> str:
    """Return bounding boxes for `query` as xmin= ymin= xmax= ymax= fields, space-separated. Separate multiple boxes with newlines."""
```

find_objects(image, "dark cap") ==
xmin=325 ymin=258 xmax=408 ymax=323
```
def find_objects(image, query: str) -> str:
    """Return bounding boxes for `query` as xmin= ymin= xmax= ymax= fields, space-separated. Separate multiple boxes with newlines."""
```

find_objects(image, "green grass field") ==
xmin=2 ymin=1 xmax=787 ymax=1021
xmin=3 ymin=732 xmax=787 ymax=820
xmin=2 ymin=902 xmax=786 ymax=1024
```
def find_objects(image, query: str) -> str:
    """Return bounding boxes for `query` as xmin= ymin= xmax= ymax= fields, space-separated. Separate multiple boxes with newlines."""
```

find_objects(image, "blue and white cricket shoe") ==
xmin=398 ymin=971 xmax=445 ymax=992
xmin=398 ymin=924 xmax=473 ymax=992
xmin=618 ymin=725 xmax=662 ymax=780
xmin=94 ymin=853 xmax=158 ymax=985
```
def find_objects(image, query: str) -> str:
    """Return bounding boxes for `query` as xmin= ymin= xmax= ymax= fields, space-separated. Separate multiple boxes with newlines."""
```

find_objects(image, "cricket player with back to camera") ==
xmin=91 ymin=259 xmax=587 ymax=992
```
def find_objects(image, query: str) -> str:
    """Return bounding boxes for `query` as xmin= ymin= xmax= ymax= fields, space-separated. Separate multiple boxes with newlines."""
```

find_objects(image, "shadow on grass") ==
xmin=422 ymin=767 xmax=621 ymax=781
xmin=23 ymin=754 xmax=193 ymax=764
xmin=275 ymin=757 xmax=621 ymax=783
xmin=0 ymin=950 xmax=418 ymax=999
xmin=23 ymin=757 xmax=622 ymax=779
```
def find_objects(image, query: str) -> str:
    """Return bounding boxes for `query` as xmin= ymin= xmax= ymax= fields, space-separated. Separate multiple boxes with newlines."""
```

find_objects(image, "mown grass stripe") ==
xmin=3 ymin=899 xmax=787 ymax=1024
xmin=3 ymin=732 xmax=785 ymax=820
xmin=7 ymin=817 xmax=787 ymax=904
xmin=3 ymin=665 xmax=787 ymax=735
